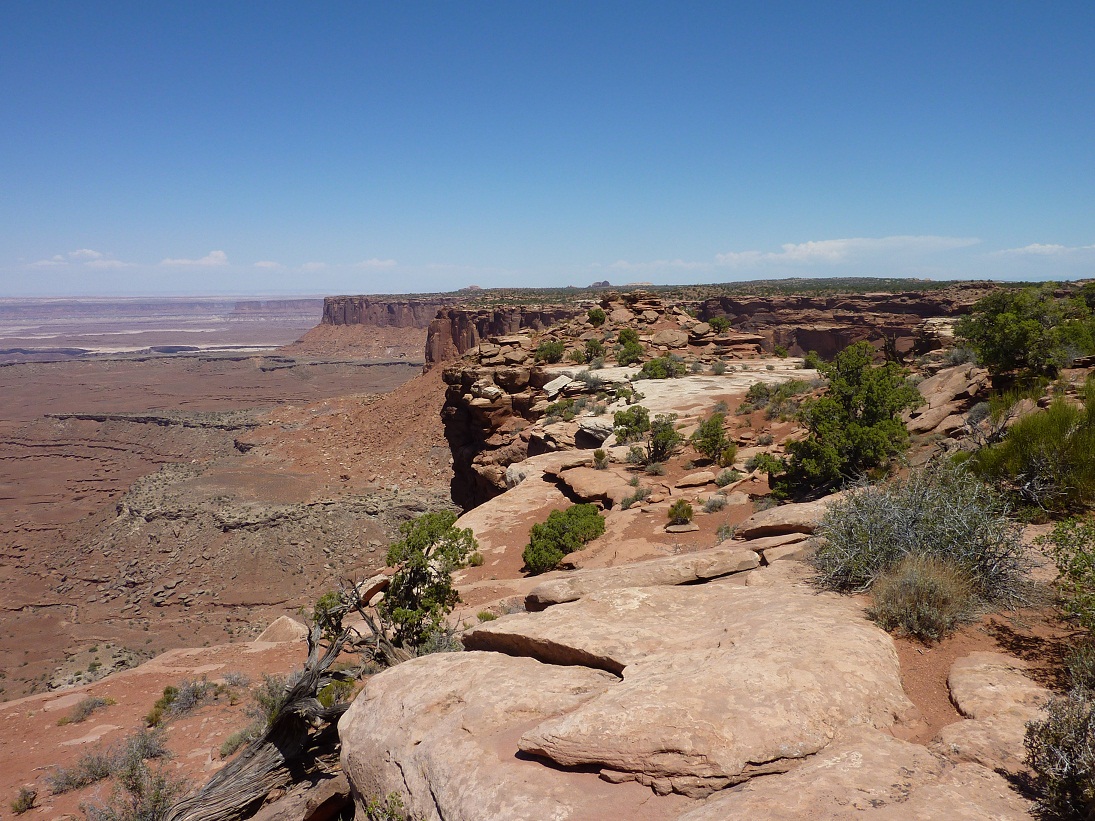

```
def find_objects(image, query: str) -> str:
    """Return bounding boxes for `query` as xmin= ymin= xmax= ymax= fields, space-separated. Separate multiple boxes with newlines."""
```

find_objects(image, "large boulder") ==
xmin=555 ymin=467 xmax=634 ymax=509
xmin=651 ymin=328 xmax=689 ymax=348
xmin=339 ymin=652 xmax=693 ymax=821
xmin=467 ymin=577 xmax=917 ymax=797
xmin=254 ymin=615 xmax=308 ymax=643
xmin=524 ymin=547 xmax=760 ymax=609
xmin=736 ymin=497 xmax=834 ymax=539
xmin=932 ymin=651 xmax=1050 ymax=773
xmin=678 ymin=728 xmax=1031 ymax=820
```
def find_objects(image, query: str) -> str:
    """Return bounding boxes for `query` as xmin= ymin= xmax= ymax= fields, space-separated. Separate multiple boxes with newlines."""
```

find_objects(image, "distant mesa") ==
xmin=590 ymin=280 xmax=611 ymax=288
xmin=460 ymin=285 xmax=483 ymax=291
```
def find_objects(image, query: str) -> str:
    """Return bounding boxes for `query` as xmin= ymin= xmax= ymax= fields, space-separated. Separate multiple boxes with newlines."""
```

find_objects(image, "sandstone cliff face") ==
xmin=425 ymin=306 xmax=584 ymax=367
xmin=320 ymin=296 xmax=459 ymax=329
xmin=698 ymin=284 xmax=986 ymax=359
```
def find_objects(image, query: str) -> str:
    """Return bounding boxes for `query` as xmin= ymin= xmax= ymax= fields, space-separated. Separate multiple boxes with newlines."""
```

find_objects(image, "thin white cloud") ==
xmin=84 ymin=258 xmax=134 ymax=269
xmin=301 ymin=261 xmax=327 ymax=272
xmin=253 ymin=260 xmax=282 ymax=269
xmin=31 ymin=255 xmax=68 ymax=268
xmin=159 ymin=250 xmax=229 ymax=267
xmin=355 ymin=258 xmax=397 ymax=269
xmin=715 ymin=235 xmax=980 ymax=267
xmin=997 ymin=242 xmax=1095 ymax=256
xmin=609 ymin=258 xmax=705 ymax=271
xmin=31 ymin=249 xmax=131 ymax=269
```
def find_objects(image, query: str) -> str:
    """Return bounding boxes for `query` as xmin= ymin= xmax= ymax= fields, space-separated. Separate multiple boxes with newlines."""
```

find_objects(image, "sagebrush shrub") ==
xmin=1025 ymin=687 xmax=1095 ymax=820
xmin=867 ymin=554 xmax=975 ymax=643
xmin=1041 ymin=516 xmax=1095 ymax=634
xmin=812 ymin=461 xmax=1030 ymax=605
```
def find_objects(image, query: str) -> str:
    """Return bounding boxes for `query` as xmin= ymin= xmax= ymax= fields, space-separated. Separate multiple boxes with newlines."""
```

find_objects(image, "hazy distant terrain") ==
xmin=0 ymin=297 xmax=324 ymax=360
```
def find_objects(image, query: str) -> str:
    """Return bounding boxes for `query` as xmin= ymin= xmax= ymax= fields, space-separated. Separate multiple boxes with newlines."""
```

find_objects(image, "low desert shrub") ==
xmin=644 ymin=461 xmax=665 ymax=476
xmin=803 ymin=350 xmax=824 ymax=370
xmin=703 ymin=495 xmax=727 ymax=513
xmin=715 ymin=468 xmax=741 ymax=487
xmin=1025 ymin=687 xmax=1095 ymax=820
xmin=47 ymin=729 xmax=168 ymax=795
xmin=708 ymin=316 xmax=730 ymax=333
xmin=1041 ymin=516 xmax=1095 ymax=634
xmin=812 ymin=462 xmax=1030 ymax=607
xmin=716 ymin=522 xmax=736 ymax=544
xmin=711 ymin=361 xmax=728 ymax=375
xmin=249 ymin=673 xmax=290 ymax=727
xmin=11 ymin=787 xmax=36 ymax=815
xmin=592 ymin=449 xmax=609 ymax=470
xmin=969 ymin=383 xmax=1095 ymax=514
xmin=362 ymin=792 xmax=411 ymax=821
xmin=620 ymin=485 xmax=651 ymax=510
xmin=477 ymin=611 xmax=497 ymax=622
xmin=219 ymin=723 xmax=262 ymax=759
xmin=535 ymin=340 xmax=565 ymax=363
xmin=668 ymin=499 xmax=694 ymax=525
xmin=1067 ymin=640 xmax=1095 ymax=690
xmin=523 ymin=504 xmax=606 ymax=575
xmin=647 ymin=414 xmax=683 ymax=463
xmin=412 ymin=624 xmax=463 ymax=656
xmin=587 ymin=307 xmax=606 ymax=327
xmin=773 ymin=344 xmax=789 ymax=358
xmin=566 ymin=348 xmax=586 ymax=364
xmin=736 ymin=378 xmax=814 ymax=419
xmin=58 ymin=696 xmax=116 ymax=726
xmin=866 ymin=554 xmax=975 ymax=643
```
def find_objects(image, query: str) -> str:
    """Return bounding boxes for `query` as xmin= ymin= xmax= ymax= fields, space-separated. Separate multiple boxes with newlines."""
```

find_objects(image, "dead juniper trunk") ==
xmin=162 ymin=579 xmax=410 ymax=821
xmin=163 ymin=624 xmax=352 ymax=821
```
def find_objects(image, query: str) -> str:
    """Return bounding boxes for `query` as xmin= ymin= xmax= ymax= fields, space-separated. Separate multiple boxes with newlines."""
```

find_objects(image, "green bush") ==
xmin=867 ymin=554 xmax=975 ymax=643
xmin=381 ymin=511 xmax=477 ymax=649
xmin=803 ymin=350 xmax=824 ymax=370
xmin=566 ymin=348 xmax=586 ymax=364
xmin=585 ymin=338 xmax=605 ymax=362
xmin=219 ymin=723 xmax=262 ymax=758
xmin=712 ymin=360 xmax=727 ymax=375
xmin=1041 ymin=517 xmax=1095 ymax=633
xmin=523 ymin=504 xmax=606 ymax=574
xmin=616 ymin=340 xmax=644 ymax=366
xmin=617 ymin=328 xmax=639 ymax=345
xmin=970 ymin=383 xmax=1095 ymax=514
xmin=812 ymin=462 xmax=1030 ymax=607
xmin=778 ymin=342 xmax=920 ymax=496
xmin=736 ymin=378 xmax=813 ymax=419
xmin=1025 ymin=687 xmax=1095 ymax=820
xmin=690 ymin=412 xmax=737 ymax=466
xmin=956 ymin=285 xmax=1094 ymax=377
xmin=708 ymin=316 xmax=730 ymax=333
xmin=613 ymin=405 xmax=650 ymax=443
xmin=592 ymin=448 xmax=609 ymax=470
xmin=535 ymin=340 xmax=565 ymax=363
xmin=640 ymin=356 xmax=687 ymax=379
xmin=668 ymin=499 xmax=694 ymax=525
xmin=588 ymin=307 xmax=606 ymax=327
xmin=647 ymin=414 xmax=683 ymax=463
xmin=773 ymin=344 xmax=789 ymax=358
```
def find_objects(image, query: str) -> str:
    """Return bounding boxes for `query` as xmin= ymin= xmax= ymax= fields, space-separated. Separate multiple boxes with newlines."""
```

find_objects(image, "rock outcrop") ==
xmin=697 ymin=283 xmax=989 ymax=359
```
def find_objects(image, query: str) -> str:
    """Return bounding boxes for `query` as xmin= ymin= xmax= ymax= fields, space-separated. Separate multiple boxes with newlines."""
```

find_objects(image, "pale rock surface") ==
xmin=555 ymin=466 xmax=635 ymax=509
xmin=932 ymin=651 xmax=1051 ymax=773
xmin=254 ymin=615 xmax=308 ymax=643
xmin=679 ymin=728 xmax=1030 ymax=820
xmin=466 ymin=581 xmax=916 ymax=797
xmin=339 ymin=651 xmax=693 ymax=821
xmin=651 ymin=328 xmax=689 ymax=348
xmin=675 ymin=470 xmax=715 ymax=488
xmin=524 ymin=546 xmax=760 ymax=609
xmin=736 ymin=496 xmax=835 ymax=538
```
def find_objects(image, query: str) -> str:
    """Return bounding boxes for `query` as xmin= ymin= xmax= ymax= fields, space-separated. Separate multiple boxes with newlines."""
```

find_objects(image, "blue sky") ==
xmin=2 ymin=2 xmax=1093 ymax=296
